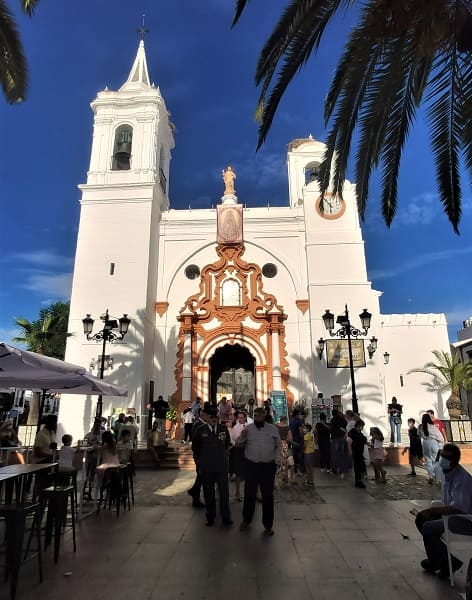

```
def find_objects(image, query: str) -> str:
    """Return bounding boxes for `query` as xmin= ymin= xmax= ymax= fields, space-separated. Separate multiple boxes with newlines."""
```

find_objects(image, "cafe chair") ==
xmin=27 ymin=484 xmax=77 ymax=564
xmin=1 ymin=502 xmax=43 ymax=600
xmin=442 ymin=514 xmax=472 ymax=587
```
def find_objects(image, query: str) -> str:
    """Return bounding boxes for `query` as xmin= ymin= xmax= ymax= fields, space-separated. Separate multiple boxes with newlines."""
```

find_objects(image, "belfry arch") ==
xmin=171 ymin=244 xmax=292 ymax=411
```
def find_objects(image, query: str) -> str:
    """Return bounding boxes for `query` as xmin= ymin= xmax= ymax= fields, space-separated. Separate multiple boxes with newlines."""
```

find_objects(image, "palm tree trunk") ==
xmin=27 ymin=391 xmax=41 ymax=425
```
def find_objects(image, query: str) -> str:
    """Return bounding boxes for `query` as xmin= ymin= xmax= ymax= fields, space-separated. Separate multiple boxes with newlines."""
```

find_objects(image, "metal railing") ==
xmin=444 ymin=420 xmax=472 ymax=443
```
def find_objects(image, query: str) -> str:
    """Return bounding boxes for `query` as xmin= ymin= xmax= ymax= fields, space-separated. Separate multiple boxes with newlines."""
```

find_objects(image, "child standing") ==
xmin=370 ymin=427 xmax=387 ymax=483
xmin=401 ymin=418 xmax=423 ymax=477
xmin=303 ymin=423 xmax=315 ymax=485
xmin=59 ymin=434 xmax=75 ymax=469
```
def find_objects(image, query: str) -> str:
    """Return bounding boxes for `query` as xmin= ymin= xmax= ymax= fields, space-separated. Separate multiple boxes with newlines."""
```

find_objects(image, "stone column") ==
xmin=181 ymin=317 xmax=193 ymax=404
xmin=271 ymin=323 xmax=282 ymax=391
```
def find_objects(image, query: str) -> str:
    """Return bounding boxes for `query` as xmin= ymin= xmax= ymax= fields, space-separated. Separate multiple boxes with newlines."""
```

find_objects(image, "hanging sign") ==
xmin=326 ymin=339 xmax=366 ymax=368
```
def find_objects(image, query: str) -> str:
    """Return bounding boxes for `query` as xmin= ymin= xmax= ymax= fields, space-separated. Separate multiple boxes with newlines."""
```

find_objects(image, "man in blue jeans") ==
xmin=388 ymin=396 xmax=402 ymax=445
xmin=416 ymin=443 xmax=472 ymax=578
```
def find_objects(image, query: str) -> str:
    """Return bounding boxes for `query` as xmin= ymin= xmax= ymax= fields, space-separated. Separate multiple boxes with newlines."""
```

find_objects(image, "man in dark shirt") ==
xmin=330 ymin=409 xmax=348 ymax=475
xmin=148 ymin=395 xmax=169 ymax=420
xmin=289 ymin=409 xmax=305 ymax=474
xmin=192 ymin=405 xmax=232 ymax=526
xmin=187 ymin=405 xmax=208 ymax=508
xmin=348 ymin=419 xmax=367 ymax=488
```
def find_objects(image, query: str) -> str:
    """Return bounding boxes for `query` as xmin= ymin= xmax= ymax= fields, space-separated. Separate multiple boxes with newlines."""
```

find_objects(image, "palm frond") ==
xmin=232 ymin=0 xmax=250 ymax=27
xmin=254 ymin=0 xmax=355 ymax=148
xmin=458 ymin=52 xmax=472 ymax=179
xmin=21 ymin=0 xmax=41 ymax=17
xmin=427 ymin=45 xmax=463 ymax=233
xmin=319 ymin=3 xmax=387 ymax=199
xmin=0 ymin=0 xmax=27 ymax=102
xmin=378 ymin=45 xmax=423 ymax=226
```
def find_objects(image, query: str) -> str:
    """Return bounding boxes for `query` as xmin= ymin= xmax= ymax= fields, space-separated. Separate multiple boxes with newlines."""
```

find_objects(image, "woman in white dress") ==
xmin=418 ymin=413 xmax=443 ymax=484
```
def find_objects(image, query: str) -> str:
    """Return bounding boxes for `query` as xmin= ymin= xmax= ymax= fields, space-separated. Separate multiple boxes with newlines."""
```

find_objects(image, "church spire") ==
xmin=120 ymin=40 xmax=151 ymax=90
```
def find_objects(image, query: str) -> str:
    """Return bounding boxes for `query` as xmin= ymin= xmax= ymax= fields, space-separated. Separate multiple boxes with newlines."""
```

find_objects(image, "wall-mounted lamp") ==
xmin=366 ymin=336 xmax=378 ymax=359
xmin=317 ymin=337 xmax=325 ymax=360
xmin=383 ymin=351 xmax=390 ymax=365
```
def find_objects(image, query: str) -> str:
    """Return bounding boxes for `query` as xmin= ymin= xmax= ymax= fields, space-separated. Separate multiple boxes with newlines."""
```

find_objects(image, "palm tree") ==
xmin=12 ymin=300 xmax=69 ymax=359
xmin=0 ymin=0 xmax=40 ymax=103
xmin=233 ymin=1 xmax=472 ymax=232
xmin=408 ymin=349 xmax=472 ymax=418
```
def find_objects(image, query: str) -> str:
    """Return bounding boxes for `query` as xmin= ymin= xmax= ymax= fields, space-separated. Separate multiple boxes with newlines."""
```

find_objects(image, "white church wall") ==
xmin=381 ymin=314 xmax=451 ymax=423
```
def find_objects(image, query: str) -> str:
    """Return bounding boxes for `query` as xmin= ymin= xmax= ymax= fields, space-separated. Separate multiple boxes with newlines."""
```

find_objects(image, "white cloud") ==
xmin=364 ymin=192 xmax=472 ymax=230
xmin=393 ymin=192 xmax=439 ymax=226
xmin=369 ymin=245 xmax=472 ymax=280
xmin=9 ymin=249 xmax=74 ymax=269
xmin=21 ymin=272 xmax=72 ymax=299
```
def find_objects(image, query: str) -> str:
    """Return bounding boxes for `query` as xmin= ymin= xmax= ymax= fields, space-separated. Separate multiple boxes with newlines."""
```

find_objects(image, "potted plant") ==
xmin=408 ymin=350 xmax=472 ymax=419
xmin=166 ymin=401 xmax=178 ymax=439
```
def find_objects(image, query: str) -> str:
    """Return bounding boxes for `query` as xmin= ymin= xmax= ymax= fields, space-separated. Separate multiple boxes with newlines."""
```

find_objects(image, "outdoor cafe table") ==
xmin=0 ymin=463 xmax=58 ymax=504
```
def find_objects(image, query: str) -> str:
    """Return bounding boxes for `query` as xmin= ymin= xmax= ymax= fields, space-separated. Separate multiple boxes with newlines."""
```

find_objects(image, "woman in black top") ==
xmin=401 ymin=418 xmax=424 ymax=477
xmin=315 ymin=413 xmax=331 ymax=472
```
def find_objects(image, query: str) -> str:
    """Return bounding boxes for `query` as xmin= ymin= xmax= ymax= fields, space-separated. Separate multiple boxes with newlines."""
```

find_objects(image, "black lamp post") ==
xmin=322 ymin=304 xmax=373 ymax=415
xmin=82 ymin=309 xmax=131 ymax=417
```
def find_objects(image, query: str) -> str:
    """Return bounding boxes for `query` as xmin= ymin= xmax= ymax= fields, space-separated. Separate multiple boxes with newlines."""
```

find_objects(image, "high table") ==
xmin=0 ymin=463 xmax=58 ymax=504
xmin=0 ymin=463 xmax=57 ymax=600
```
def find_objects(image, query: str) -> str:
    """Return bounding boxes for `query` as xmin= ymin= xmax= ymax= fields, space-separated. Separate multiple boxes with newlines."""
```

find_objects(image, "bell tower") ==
xmin=62 ymin=40 xmax=174 ymax=441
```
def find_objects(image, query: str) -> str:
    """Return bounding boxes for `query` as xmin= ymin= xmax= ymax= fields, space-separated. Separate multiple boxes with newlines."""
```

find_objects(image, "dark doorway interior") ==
xmin=209 ymin=344 xmax=255 ymax=406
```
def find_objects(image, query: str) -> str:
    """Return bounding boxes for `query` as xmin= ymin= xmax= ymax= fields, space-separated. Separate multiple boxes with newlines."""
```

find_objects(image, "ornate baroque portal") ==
xmin=173 ymin=244 xmax=291 ymax=409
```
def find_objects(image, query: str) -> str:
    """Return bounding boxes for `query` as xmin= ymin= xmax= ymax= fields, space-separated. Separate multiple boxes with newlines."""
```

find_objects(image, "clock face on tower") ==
xmin=315 ymin=193 xmax=346 ymax=220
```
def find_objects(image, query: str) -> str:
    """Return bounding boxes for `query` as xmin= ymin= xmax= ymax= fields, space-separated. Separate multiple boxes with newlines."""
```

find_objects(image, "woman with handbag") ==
xmin=419 ymin=413 xmax=443 ymax=484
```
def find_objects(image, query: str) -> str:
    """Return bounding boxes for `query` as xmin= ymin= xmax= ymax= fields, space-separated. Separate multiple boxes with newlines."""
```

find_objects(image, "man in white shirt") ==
xmin=237 ymin=407 xmax=281 ymax=535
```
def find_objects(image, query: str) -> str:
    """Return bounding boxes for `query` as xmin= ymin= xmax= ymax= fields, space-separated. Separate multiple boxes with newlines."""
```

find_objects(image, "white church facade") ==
xmin=61 ymin=42 xmax=451 ymax=441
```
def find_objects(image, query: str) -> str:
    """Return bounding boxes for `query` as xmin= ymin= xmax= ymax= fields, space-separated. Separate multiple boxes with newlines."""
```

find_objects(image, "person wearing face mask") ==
xmin=415 ymin=443 xmax=472 ymax=579
xmin=236 ymin=407 xmax=281 ymax=535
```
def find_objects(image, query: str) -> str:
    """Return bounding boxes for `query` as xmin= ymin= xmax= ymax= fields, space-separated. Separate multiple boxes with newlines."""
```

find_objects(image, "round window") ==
xmin=262 ymin=263 xmax=277 ymax=278
xmin=185 ymin=264 xmax=200 ymax=280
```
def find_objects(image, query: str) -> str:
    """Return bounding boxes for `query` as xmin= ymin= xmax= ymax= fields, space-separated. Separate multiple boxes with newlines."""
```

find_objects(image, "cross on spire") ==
xmin=137 ymin=14 xmax=149 ymax=41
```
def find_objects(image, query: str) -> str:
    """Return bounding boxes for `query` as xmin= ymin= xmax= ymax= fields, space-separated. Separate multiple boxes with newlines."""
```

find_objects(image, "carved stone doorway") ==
xmin=209 ymin=343 xmax=255 ymax=406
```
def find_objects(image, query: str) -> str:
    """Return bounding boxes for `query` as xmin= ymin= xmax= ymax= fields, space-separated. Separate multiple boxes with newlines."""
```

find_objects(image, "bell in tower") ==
xmin=112 ymin=125 xmax=133 ymax=170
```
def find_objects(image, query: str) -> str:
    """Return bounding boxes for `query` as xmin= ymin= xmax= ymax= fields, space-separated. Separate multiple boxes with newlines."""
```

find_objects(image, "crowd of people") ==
xmin=175 ymin=395 xmax=472 ymax=586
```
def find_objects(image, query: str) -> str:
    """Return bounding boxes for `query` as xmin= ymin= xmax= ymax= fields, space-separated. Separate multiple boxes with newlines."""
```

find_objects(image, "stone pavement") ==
xmin=4 ymin=466 xmax=468 ymax=600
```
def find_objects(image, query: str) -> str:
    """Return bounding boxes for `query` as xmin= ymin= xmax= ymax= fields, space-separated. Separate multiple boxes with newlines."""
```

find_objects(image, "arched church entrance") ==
xmin=209 ymin=344 xmax=255 ymax=405
xmin=171 ymin=244 xmax=293 ymax=413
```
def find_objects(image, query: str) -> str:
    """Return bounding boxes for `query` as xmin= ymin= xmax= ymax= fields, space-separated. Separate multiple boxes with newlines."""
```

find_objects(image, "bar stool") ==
xmin=29 ymin=485 xmax=77 ymax=564
xmin=1 ymin=502 xmax=43 ymax=600
xmin=96 ymin=466 xmax=123 ymax=516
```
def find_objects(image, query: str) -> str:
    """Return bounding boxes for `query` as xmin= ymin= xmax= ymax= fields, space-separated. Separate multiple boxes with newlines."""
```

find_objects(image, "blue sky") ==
xmin=1 ymin=0 xmax=471 ymax=343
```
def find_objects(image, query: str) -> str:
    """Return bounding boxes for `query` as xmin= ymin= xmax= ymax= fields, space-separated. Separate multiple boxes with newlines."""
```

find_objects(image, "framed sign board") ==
xmin=326 ymin=339 xmax=366 ymax=368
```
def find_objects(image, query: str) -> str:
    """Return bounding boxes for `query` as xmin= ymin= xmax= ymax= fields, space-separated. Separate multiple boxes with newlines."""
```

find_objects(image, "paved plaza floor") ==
xmin=4 ymin=466 xmax=469 ymax=600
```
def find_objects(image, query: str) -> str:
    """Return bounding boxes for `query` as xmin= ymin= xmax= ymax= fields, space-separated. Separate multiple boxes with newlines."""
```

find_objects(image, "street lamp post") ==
xmin=82 ymin=309 xmax=131 ymax=418
xmin=321 ymin=305 xmax=374 ymax=415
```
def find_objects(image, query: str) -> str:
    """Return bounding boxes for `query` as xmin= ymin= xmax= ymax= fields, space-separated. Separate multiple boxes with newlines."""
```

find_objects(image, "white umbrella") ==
xmin=0 ymin=343 xmax=127 ymax=427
